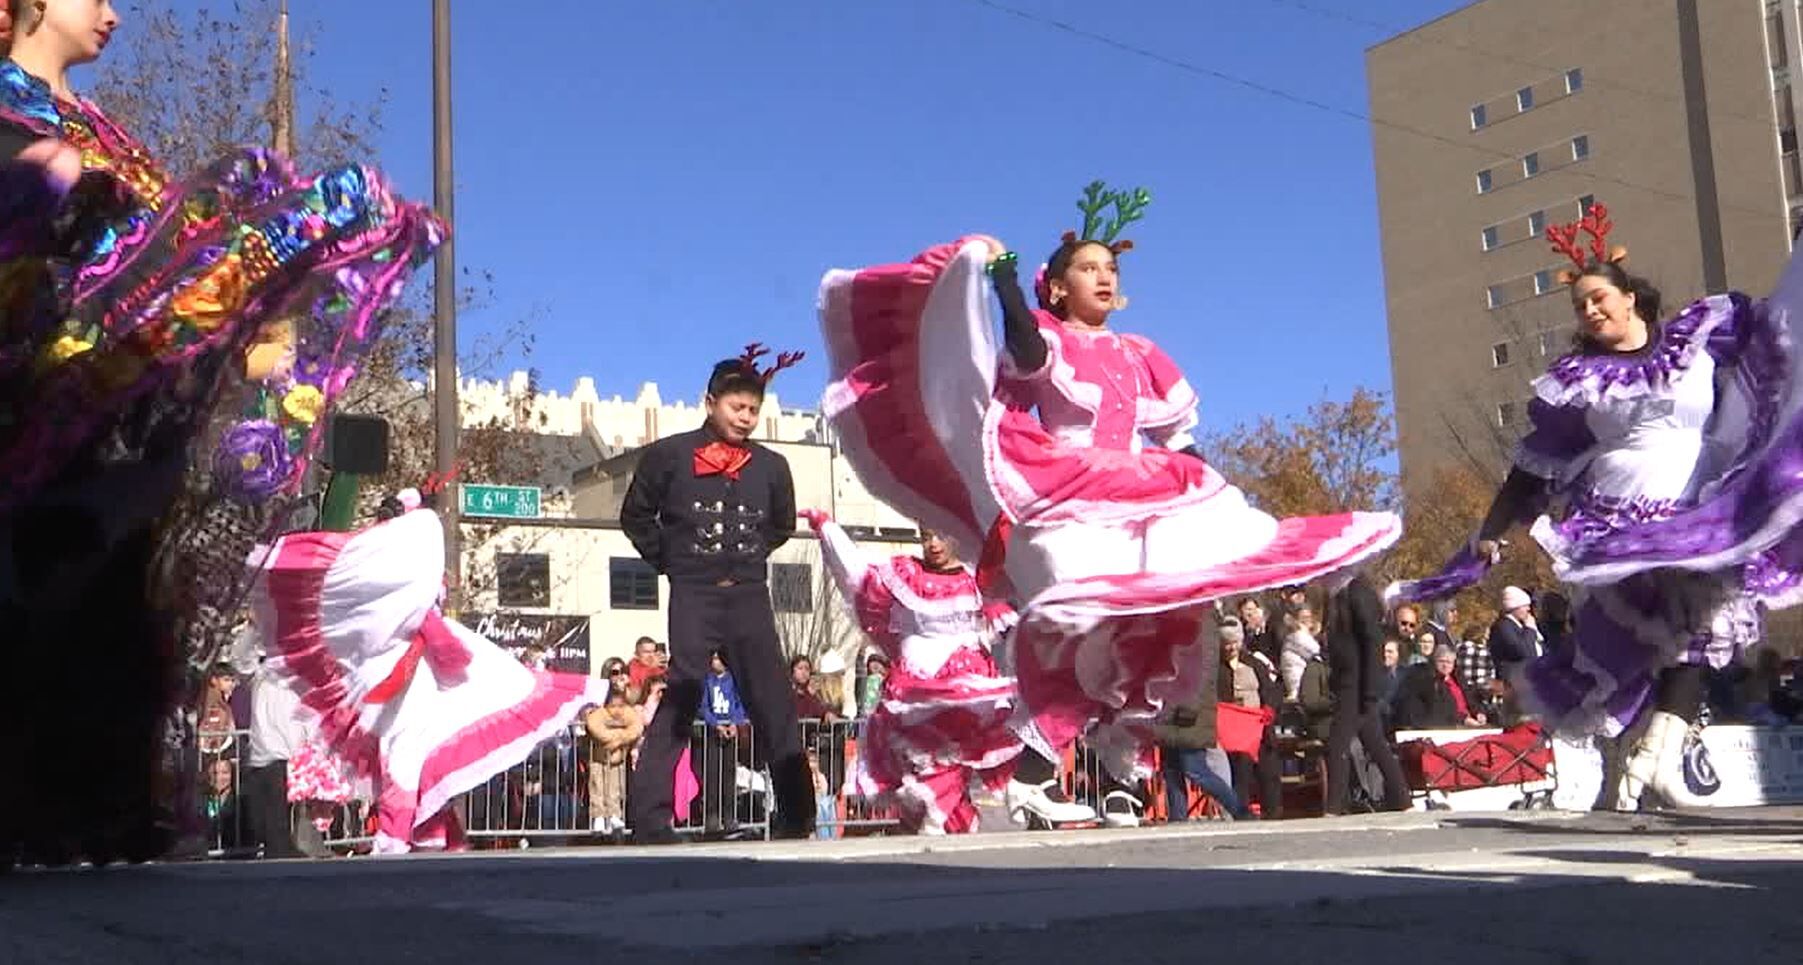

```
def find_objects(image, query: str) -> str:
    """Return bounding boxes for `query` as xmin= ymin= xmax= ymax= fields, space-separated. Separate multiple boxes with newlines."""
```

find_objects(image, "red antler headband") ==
xmin=1546 ymin=201 xmax=1627 ymax=283
xmin=739 ymin=342 xmax=805 ymax=384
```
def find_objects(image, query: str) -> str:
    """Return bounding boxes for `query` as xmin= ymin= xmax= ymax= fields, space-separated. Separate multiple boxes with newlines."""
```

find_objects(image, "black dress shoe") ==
xmin=631 ymin=826 xmax=683 ymax=846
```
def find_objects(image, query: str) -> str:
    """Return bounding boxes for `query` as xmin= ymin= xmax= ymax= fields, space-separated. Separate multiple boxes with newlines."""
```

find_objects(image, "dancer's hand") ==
xmin=1474 ymin=539 xmax=1503 ymax=564
xmin=970 ymin=234 xmax=1008 ymax=261
xmin=17 ymin=139 xmax=81 ymax=190
xmin=798 ymin=509 xmax=830 ymax=531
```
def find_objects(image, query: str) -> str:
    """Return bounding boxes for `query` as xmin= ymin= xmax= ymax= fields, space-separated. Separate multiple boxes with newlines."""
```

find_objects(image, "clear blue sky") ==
xmin=105 ymin=0 xmax=1475 ymax=430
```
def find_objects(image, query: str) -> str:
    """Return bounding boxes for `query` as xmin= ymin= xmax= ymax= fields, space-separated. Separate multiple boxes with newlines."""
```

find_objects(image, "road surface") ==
xmin=3 ymin=808 xmax=1800 ymax=963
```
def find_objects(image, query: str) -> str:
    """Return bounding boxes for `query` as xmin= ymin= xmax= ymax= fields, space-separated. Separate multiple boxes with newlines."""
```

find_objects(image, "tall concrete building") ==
xmin=1368 ymin=0 xmax=1801 ymax=487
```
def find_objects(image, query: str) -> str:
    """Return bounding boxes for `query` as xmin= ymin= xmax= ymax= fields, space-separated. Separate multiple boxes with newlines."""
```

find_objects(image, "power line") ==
xmin=963 ymin=0 xmax=1782 ymax=223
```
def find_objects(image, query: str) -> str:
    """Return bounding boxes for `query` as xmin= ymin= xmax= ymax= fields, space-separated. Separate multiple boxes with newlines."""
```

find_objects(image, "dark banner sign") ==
xmin=465 ymin=612 xmax=591 ymax=675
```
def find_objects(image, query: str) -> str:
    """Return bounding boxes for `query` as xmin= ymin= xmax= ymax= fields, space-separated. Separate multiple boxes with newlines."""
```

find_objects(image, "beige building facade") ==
xmin=1369 ymin=0 xmax=1801 ymax=485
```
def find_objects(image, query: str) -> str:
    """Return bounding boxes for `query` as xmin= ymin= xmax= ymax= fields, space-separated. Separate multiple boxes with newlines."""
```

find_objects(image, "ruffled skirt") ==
xmin=251 ymin=510 xmax=606 ymax=853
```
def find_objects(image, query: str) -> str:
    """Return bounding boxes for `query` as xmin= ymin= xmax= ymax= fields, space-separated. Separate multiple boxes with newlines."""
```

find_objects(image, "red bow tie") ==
xmin=694 ymin=441 xmax=752 ymax=480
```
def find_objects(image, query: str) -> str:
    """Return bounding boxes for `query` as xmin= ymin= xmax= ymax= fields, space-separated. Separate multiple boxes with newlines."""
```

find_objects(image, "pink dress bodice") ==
xmin=1002 ymin=312 xmax=1200 ymax=454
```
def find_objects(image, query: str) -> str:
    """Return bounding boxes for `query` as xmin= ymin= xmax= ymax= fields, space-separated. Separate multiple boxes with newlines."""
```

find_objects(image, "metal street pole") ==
xmin=432 ymin=0 xmax=462 ymax=611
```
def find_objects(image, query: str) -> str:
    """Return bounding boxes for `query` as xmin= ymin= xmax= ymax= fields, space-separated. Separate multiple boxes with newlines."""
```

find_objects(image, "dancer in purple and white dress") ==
xmin=1394 ymin=203 xmax=1803 ymax=810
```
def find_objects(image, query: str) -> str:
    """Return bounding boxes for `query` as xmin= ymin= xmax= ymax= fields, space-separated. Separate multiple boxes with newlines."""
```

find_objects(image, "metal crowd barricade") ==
xmin=192 ymin=716 xmax=908 ymax=857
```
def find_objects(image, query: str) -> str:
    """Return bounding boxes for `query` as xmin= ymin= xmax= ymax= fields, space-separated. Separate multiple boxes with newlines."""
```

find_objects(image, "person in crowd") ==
xmin=1294 ymin=636 xmax=1334 ymax=742
xmin=789 ymin=656 xmax=834 ymax=721
xmin=1155 ymin=644 xmax=1248 ymax=821
xmin=585 ymin=688 xmax=643 ymax=836
xmin=1410 ymin=632 xmax=1436 ymax=666
xmin=1456 ymin=628 xmax=1497 ymax=715
xmin=1487 ymin=585 xmax=1546 ymax=676
xmin=858 ymin=653 xmax=890 ymax=718
xmin=628 ymin=637 xmax=664 ymax=693
xmin=1280 ymin=605 xmax=1322 ymax=701
xmin=1218 ymin=618 xmax=1283 ymax=818
xmin=1395 ymin=646 xmax=1486 ymax=730
xmin=1377 ymin=639 xmax=1405 ymax=721
xmin=600 ymin=658 xmax=637 ymax=704
xmin=1391 ymin=604 xmax=1423 ymax=644
xmin=1322 ymin=574 xmax=1410 ymax=814
xmin=1536 ymin=591 xmax=1574 ymax=658
xmin=698 ymin=649 xmax=750 ymax=836
xmin=1424 ymin=601 xmax=1459 ymax=653
xmin=1237 ymin=597 xmax=1280 ymax=664
xmin=244 ymin=658 xmax=310 ymax=859
xmin=619 ymin=347 xmax=815 ymax=842
xmin=812 ymin=650 xmax=851 ymax=721
xmin=200 ymin=757 xmax=241 ymax=853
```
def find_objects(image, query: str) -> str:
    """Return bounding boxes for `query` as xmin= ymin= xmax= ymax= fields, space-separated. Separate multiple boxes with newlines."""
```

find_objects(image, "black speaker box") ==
xmin=325 ymin=413 xmax=390 ymax=475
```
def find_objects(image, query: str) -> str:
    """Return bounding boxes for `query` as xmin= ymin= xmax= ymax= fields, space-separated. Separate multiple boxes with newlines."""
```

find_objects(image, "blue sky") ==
xmin=100 ymin=0 xmax=1474 ymax=430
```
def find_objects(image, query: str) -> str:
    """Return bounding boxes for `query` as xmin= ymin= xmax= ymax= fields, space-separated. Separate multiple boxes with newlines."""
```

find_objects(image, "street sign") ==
xmin=460 ymin=483 xmax=542 ymax=519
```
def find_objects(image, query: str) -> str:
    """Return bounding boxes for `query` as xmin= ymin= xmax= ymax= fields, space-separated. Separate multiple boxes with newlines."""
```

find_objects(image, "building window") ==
xmin=1486 ymin=284 xmax=1505 ymax=309
xmin=1476 ymin=169 xmax=1493 ymax=194
xmin=609 ymin=557 xmax=659 ymax=610
xmin=1470 ymin=104 xmax=1488 ymax=130
xmin=1565 ymin=68 xmax=1583 ymax=94
xmin=1572 ymin=134 xmax=1590 ymax=160
xmin=1522 ymin=152 xmax=1541 ymax=177
xmin=496 ymin=553 xmax=551 ymax=609
xmin=1534 ymin=269 xmax=1555 ymax=295
xmin=1528 ymin=210 xmax=1546 ymax=236
xmin=1492 ymin=342 xmax=1511 ymax=367
xmin=1481 ymin=226 xmax=1499 ymax=251
xmin=770 ymin=562 xmax=814 ymax=614
xmin=1579 ymin=194 xmax=1596 ymax=214
xmin=1517 ymin=86 xmax=1535 ymax=111
xmin=1497 ymin=401 xmax=1518 ymax=427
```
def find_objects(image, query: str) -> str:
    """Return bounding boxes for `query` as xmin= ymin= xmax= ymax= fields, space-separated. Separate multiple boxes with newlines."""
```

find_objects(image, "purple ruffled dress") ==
xmin=1396 ymin=248 xmax=1803 ymax=737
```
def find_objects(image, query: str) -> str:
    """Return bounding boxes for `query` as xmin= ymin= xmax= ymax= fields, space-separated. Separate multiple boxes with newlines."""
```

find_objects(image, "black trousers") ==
xmin=1324 ymin=705 xmax=1409 ymax=814
xmin=242 ymin=761 xmax=301 ymax=858
xmin=1229 ymin=728 xmax=1283 ymax=818
xmin=695 ymin=728 xmax=741 ymax=830
xmin=629 ymin=582 xmax=810 ymax=834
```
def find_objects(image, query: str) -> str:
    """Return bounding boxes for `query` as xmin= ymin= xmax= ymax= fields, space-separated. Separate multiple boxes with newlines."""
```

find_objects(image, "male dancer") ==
xmin=622 ymin=346 xmax=814 ymax=842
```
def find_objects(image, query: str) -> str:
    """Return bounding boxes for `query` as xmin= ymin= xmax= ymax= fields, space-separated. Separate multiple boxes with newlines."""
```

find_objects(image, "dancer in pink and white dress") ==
xmin=817 ymin=182 xmax=1401 ymax=793
xmin=248 ymin=491 xmax=607 ymax=853
xmin=803 ymin=510 xmax=1025 ymax=834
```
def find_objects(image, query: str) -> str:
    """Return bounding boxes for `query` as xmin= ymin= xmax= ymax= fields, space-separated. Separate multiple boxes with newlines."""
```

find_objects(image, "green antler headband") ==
xmin=1066 ymin=179 xmax=1153 ymax=251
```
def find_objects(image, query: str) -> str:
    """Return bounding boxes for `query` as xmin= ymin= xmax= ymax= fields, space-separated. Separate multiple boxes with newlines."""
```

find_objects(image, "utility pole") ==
xmin=432 ymin=0 xmax=462 ymax=610
xmin=271 ymin=0 xmax=295 ymax=157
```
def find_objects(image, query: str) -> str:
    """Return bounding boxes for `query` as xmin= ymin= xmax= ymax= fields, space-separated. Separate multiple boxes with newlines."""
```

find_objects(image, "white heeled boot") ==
xmin=1615 ymin=716 xmax=1661 ymax=812
xmin=1643 ymin=711 xmax=1711 ymax=809
xmin=1101 ymin=790 xmax=1144 ymax=829
xmin=1006 ymin=779 xmax=1096 ymax=827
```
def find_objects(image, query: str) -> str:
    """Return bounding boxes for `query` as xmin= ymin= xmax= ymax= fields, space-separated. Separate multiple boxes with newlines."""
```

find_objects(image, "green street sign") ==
xmin=461 ymin=483 xmax=542 ymax=519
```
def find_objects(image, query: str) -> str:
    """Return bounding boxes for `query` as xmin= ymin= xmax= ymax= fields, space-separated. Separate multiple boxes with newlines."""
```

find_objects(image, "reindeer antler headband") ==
xmin=737 ymin=342 xmax=805 ymax=384
xmin=1546 ymin=201 xmax=1628 ymax=284
xmin=1061 ymin=179 xmax=1153 ymax=254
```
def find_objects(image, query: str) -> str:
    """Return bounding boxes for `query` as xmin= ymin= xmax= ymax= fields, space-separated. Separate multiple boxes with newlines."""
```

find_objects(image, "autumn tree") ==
xmin=1206 ymin=387 xmax=1399 ymax=518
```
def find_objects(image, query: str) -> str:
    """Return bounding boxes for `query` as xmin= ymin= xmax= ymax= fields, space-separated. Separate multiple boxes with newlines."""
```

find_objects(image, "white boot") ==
xmin=1644 ymin=711 xmax=1711 ymax=809
xmin=1101 ymin=790 xmax=1143 ymax=829
xmin=1615 ymin=716 xmax=1661 ymax=812
xmin=1006 ymin=780 xmax=1096 ymax=827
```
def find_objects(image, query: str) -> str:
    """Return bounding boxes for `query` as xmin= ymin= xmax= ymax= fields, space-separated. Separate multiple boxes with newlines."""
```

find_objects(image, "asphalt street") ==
xmin=4 ymin=808 xmax=1801 ymax=964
